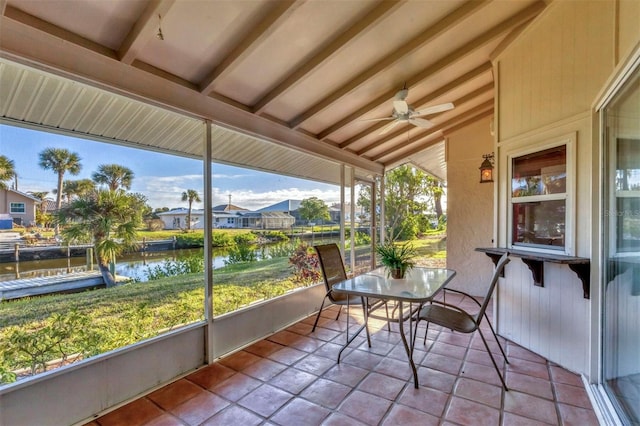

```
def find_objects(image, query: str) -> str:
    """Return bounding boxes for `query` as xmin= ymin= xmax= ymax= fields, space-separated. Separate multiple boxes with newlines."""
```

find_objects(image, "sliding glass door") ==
xmin=602 ymin=64 xmax=640 ymax=424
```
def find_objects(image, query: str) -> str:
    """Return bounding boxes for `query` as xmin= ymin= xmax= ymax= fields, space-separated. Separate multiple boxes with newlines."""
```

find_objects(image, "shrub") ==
xmin=145 ymin=255 xmax=205 ymax=280
xmin=288 ymin=241 xmax=320 ymax=284
xmin=146 ymin=218 xmax=165 ymax=231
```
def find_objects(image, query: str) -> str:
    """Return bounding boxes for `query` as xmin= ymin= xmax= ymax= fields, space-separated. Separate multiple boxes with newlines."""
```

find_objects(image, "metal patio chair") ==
xmin=414 ymin=252 xmax=511 ymax=390
xmin=311 ymin=243 xmax=389 ymax=332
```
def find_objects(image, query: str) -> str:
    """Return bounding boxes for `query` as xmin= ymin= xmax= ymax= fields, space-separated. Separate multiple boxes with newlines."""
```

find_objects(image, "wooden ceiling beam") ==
xmin=337 ymin=61 xmax=492 ymax=147
xmin=199 ymin=0 xmax=300 ymax=95
xmin=118 ymin=0 xmax=176 ymax=65
xmin=288 ymin=0 xmax=492 ymax=129
xmin=252 ymin=0 xmax=404 ymax=115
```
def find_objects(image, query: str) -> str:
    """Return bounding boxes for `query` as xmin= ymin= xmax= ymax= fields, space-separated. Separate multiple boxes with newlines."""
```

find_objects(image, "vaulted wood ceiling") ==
xmin=0 ymin=0 xmax=549 ymax=181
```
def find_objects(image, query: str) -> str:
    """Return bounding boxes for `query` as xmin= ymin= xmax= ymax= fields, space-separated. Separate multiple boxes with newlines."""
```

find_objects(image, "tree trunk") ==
xmin=97 ymin=259 xmax=117 ymax=288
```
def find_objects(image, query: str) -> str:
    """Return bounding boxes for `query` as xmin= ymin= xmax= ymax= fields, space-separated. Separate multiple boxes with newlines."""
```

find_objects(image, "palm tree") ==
xmin=57 ymin=179 xmax=96 ymax=203
xmin=0 ymin=155 xmax=16 ymax=189
xmin=181 ymin=189 xmax=201 ymax=230
xmin=28 ymin=191 xmax=51 ymax=214
xmin=92 ymin=164 xmax=134 ymax=191
xmin=56 ymin=189 xmax=143 ymax=287
xmin=38 ymin=148 xmax=82 ymax=234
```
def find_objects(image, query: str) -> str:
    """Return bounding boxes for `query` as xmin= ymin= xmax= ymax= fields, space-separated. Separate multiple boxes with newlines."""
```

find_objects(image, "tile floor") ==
xmin=87 ymin=293 xmax=599 ymax=425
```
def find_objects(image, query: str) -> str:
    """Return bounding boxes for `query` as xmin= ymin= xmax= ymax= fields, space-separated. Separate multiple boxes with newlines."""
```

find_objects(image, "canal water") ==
xmin=0 ymin=248 xmax=219 ymax=282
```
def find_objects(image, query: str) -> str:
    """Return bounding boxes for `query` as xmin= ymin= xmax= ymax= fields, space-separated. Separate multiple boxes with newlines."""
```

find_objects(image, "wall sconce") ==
xmin=479 ymin=152 xmax=494 ymax=183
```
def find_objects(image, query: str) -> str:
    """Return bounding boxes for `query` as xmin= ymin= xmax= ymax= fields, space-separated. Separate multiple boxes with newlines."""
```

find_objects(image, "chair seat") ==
xmin=331 ymin=293 xmax=363 ymax=305
xmin=419 ymin=304 xmax=478 ymax=334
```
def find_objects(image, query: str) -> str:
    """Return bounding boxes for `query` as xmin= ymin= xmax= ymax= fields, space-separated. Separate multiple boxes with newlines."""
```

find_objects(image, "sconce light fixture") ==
xmin=479 ymin=152 xmax=495 ymax=183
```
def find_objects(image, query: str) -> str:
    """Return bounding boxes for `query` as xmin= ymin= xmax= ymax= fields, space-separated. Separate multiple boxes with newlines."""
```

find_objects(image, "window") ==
xmin=10 ymin=202 xmax=25 ymax=213
xmin=509 ymin=139 xmax=574 ymax=253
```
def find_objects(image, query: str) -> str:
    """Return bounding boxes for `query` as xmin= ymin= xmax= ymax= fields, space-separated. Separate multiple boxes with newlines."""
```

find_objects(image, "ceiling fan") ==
xmin=364 ymin=85 xmax=454 ymax=135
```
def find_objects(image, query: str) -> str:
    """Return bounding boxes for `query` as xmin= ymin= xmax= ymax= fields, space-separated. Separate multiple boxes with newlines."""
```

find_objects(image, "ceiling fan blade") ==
xmin=360 ymin=116 xmax=395 ymax=122
xmin=380 ymin=119 xmax=401 ymax=135
xmin=412 ymin=102 xmax=454 ymax=117
xmin=393 ymin=100 xmax=409 ymax=114
xmin=408 ymin=117 xmax=434 ymax=129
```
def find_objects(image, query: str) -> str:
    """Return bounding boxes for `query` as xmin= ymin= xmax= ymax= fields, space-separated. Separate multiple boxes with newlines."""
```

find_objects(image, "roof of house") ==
xmin=213 ymin=204 xmax=249 ymax=212
xmin=257 ymin=200 xmax=302 ymax=213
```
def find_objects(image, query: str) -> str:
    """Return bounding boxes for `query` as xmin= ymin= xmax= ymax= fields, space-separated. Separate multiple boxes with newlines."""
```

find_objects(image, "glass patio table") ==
xmin=332 ymin=266 xmax=457 ymax=388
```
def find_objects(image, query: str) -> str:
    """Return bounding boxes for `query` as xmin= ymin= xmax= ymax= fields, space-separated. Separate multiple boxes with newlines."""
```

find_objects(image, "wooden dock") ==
xmin=0 ymin=271 xmax=116 ymax=301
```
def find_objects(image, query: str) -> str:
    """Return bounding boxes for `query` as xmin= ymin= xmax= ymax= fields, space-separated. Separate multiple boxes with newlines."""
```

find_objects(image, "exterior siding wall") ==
xmin=493 ymin=0 xmax=619 ymax=377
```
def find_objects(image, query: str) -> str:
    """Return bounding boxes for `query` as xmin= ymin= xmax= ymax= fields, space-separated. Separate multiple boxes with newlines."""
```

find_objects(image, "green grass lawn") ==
xmin=0 ymin=234 xmax=446 ymax=382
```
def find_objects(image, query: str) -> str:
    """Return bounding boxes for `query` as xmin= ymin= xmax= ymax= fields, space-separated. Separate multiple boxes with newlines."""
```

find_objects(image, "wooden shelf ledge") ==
xmin=476 ymin=247 xmax=591 ymax=299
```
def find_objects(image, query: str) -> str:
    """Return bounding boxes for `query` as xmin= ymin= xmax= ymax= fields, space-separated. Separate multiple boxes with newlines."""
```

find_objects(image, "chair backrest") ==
xmin=476 ymin=252 xmax=510 ymax=322
xmin=314 ymin=244 xmax=348 ymax=300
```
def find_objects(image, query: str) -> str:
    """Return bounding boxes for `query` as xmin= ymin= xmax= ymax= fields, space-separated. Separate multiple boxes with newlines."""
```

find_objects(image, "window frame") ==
xmin=10 ymin=202 xmax=26 ymax=214
xmin=507 ymin=133 xmax=576 ymax=255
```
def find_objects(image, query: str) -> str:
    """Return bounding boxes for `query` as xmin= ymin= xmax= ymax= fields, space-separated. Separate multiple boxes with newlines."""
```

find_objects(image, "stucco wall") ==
xmin=446 ymin=116 xmax=495 ymax=296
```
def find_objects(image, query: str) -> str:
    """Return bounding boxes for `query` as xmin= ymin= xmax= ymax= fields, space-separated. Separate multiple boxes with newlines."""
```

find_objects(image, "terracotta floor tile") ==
xmin=169 ymin=391 xmax=229 ymax=426
xmin=242 ymin=357 xmax=288 ymax=381
xmin=268 ymin=329 xmax=305 ymax=346
xmin=549 ymin=365 xmax=583 ymax=387
xmin=373 ymin=356 xmax=413 ymax=381
xmin=557 ymin=403 xmax=600 ymax=425
xmin=147 ymin=379 xmax=205 ymax=410
xmin=311 ymin=327 xmax=343 ymax=342
xmin=268 ymin=346 xmax=308 ymax=365
xmin=466 ymin=347 xmax=506 ymax=369
xmin=460 ymin=360 xmax=504 ymax=387
xmin=429 ymin=340 xmax=468 ymax=360
xmin=97 ymin=398 xmax=164 ymax=426
xmin=200 ymin=405 xmax=263 ymax=426
xmin=342 ymin=348 xmax=384 ymax=370
xmin=322 ymin=412 xmax=368 ymax=425
xmin=506 ymin=357 xmax=550 ymax=381
xmin=218 ymin=349 xmax=262 ymax=371
xmin=357 ymin=372 xmax=406 ymax=400
xmin=286 ymin=321 xmax=313 ymax=335
xmin=508 ymin=343 xmax=547 ymax=364
xmin=381 ymin=404 xmax=439 ymax=425
xmin=416 ymin=367 xmax=457 ymax=393
xmin=186 ymin=363 xmax=235 ymax=389
xmin=454 ymin=377 xmax=503 ymax=408
xmin=142 ymin=413 xmax=185 ymax=426
xmin=421 ymin=352 xmax=463 ymax=375
xmin=503 ymin=390 xmax=558 ymax=424
xmin=294 ymin=353 xmax=336 ymax=375
xmin=237 ymin=384 xmax=293 ymax=418
xmin=322 ymin=363 xmax=369 ymax=387
xmin=270 ymin=398 xmax=331 ymax=426
xmin=396 ymin=385 xmax=449 ymax=418
xmin=268 ymin=367 xmax=318 ymax=394
xmin=338 ymin=390 xmax=392 ymax=425
xmin=506 ymin=371 xmax=554 ymax=400
xmin=501 ymin=412 xmax=551 ymax=425
xmin=210 ymin=372 xmax=262 ymax=401
xmin=445 ymin=396 xmax=501 ymax=426
xmin=300 ymin=378 xmax=352 ymax=409
xmin=554 ymin=382 xmax=593 ymax=409
xmin=244 ymin=339 xmax=284 ymax=357
xmin=92 ymin=304 xmax=600 ymax=426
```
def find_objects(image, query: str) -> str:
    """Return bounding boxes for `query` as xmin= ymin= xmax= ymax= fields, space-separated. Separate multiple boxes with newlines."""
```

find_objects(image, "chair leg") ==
xmin=312 ymin=296 xmax=328 ymax=332
xmin=335 ymin=305 xmax=342 ymax=320
xmin=483 ymin=312 xmax=509 ymax=364
xmin=477 ymin=328 xmax=508 ymax=391
xmin=385 ymin=302 xmax=391 ymax=332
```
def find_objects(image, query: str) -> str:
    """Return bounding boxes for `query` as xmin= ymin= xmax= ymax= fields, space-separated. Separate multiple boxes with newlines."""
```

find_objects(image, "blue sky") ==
xmin=0 ymin=124 xmax=341 ymax=210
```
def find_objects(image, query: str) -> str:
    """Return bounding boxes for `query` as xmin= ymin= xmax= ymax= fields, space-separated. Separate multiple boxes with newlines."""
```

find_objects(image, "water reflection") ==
xmin=0 ymin=248 xmax=223 ymax=282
